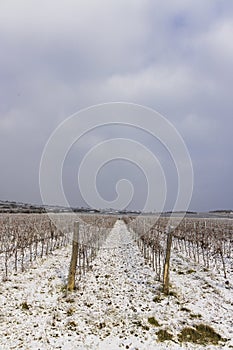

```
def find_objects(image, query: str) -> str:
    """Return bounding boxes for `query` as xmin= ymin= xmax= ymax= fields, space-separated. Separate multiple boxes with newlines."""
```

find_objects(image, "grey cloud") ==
xmin=0 ymin=0 xmax=232 ymax=211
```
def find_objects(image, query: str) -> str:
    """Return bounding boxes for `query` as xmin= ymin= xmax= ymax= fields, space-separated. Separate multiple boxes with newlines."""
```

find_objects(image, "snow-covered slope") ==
xmin=0 ymin=220 xmax=232 ymax=349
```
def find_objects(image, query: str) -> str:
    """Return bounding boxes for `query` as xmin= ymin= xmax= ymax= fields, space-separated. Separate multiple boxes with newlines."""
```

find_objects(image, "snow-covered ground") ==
xmin=0 ymin=220 xmax=232 ymax=349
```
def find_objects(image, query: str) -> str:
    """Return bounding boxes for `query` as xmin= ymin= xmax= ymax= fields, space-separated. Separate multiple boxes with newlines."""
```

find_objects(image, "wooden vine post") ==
xmin=163 ymin=225 xmax=173 ymax=295
xmin=67 ymin=221 xmax=79 ymax=291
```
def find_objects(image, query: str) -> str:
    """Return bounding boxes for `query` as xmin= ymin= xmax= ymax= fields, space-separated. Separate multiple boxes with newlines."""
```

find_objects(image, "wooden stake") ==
xmin=67 ymin=222 xmax=79 ymax=291
xmin=163 ymin=226 xmax=173 ymax=295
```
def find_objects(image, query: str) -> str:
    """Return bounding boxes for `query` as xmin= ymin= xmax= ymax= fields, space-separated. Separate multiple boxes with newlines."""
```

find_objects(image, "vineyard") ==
xmin=0 ymin=214 xmax=116 ymax=280
xmin=0 ymin=214 xmax=232 ymax=349
xmin=125 ymin=216 xmax=232 ymax=281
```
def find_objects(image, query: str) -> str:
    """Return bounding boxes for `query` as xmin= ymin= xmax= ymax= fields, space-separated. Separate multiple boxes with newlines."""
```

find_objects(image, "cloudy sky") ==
xmin=0 ymin=0 xmax=233 ymax=212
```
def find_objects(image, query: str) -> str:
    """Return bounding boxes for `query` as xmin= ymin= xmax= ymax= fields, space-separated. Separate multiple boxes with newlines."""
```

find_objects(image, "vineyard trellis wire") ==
xmin=124 ymin=216 xmax=233 ymax=280
xmin=1 ymin=213 xmax=232 ymax=284
xmin=72 ymin=215 xmax=117 ymax=282
xmin=124 ymin=216 xmax=168 ymax=281
xmin=172 ymin=218 xmax=232 ymax=278
xmin=0 ymin=214 xmax=74 ymax=279
xmin=0 ymin=213 xmax=117 ymax=280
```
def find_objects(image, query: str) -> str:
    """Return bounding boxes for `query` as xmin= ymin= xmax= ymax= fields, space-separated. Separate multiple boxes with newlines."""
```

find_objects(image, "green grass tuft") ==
xmin=178 ymin=324 xmax=224 ymax=345
xmin=153 ymin=296 xmax=161 ymax=303
xmin=157 ymin=329 xmax=173 ymax=342
xmin=148 ymin=317 xmax=160 ymax=326
xmin=67 ymin=307 xmax=75 ymax=316
xmin=21 ymin=302 xmax=30 ymax=310
xmin=190 ymin=313 xmax=202 ymax=319
xmin=180 ymin=307 xmax=191 ymax=312
xmin=66 ymin=321 xmax=77 ymax=330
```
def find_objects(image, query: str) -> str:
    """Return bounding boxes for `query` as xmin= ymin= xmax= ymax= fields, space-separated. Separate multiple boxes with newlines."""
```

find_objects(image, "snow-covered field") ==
xmin=0 ymin=220 xmax=232 ymax=349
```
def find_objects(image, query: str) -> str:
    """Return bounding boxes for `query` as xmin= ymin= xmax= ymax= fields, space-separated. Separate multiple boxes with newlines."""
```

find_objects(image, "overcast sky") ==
xmin=0 ymin=0 xmax=233 ymax=212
